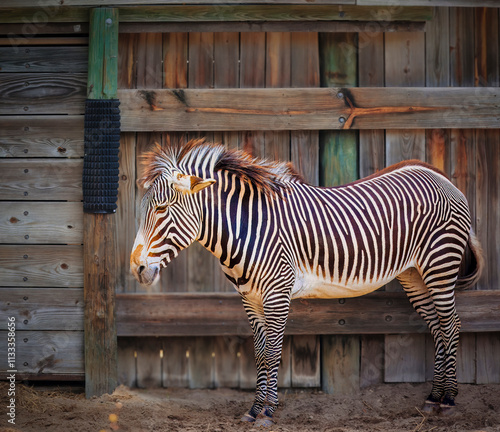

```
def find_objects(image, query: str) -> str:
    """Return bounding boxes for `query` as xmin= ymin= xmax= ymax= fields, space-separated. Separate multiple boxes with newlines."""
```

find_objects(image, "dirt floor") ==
xmin=1 ymin=382 xmax=500 ymax=432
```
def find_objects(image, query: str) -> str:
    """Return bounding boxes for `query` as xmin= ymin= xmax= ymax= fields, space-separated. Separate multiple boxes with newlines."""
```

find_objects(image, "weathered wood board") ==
xmin=0 ymin=202 xmax=83 ymax=244
xmin=0 ymin=116 xmax=84 ymax=158
xmin=118 ymin=87 xmax=500 ymax=131
xmin=116 ymin=291 xmax=500 ymax=337
xmin=0 ymin=330 xmax=84 ymax=376
xmin=0 ymin=288 xmax=84 ymax=331
xmin=0 ymin=158 xmax=82 ymax=201
xmin=0 ymin=245 xmax=83 ymax=287
xmin=0 ymin=73 xmax=86 ymax=115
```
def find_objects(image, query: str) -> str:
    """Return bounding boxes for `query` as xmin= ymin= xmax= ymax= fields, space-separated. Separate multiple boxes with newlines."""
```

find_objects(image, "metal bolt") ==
xmin=337 ymin=92 xmax=344 ymax=99
xmin=339 ymin=11 xmax=346 ymax=18
xmin=24 ymin=169 xmax=29 ymax=173
xmin=23 ymin=255 xmax=28 ymax=259
xmin=23 ymin=106 xmax=29 ymax=111
xmin=23 ymin=296 xmax=28 ymax=301
xmin=24 ymin=149 xmax=29 ymax=154
xmin=24 ymin=235 xmax=29 ymax=240
xmin=24 ymin=192 xmax=28 ymax=196
xmin=24 ymin=211 xmax=28 ymax=216
xmin=23 ymin=319 xmax=28 ymax=325
xmin=385 ymin=315 xmax=393 ymax=322
xmin=339 ymin=117 xmax=346 ymax=124
xmin=24 ymin=126 xmax=29 ymax=132
xmin=105 ymin=18 xmax=113 ymax=25
xmin=338 ymin=319 xmax=346 ymax=325
xmin=23 ymin=338 xmax=28 ymax=343
xmin=23 ymin=277 xmax=28 ymax=281
xmin=386 ymin=300 xmax=393 ymax=306
xmin=24 ymin=362 xmax=28 ymax=366
xmin=338 ymin=298 xmax=345 ymax=304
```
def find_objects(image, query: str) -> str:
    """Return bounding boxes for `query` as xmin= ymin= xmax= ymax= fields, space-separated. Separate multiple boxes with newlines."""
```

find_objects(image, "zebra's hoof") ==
xmin=439 ymin=403 xmax=456 ymax=416
xmin=241 ymin=412 xmax=256 ymax=422
xmin=422 ymin=399 xmax=440 ymax=415
xmin=255 ymin=416 xmax=274 ymax=427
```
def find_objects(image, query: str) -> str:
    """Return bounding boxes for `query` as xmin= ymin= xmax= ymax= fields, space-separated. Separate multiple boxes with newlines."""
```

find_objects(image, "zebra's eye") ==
xmin=155 ymin=204 xmax=168 ymax=212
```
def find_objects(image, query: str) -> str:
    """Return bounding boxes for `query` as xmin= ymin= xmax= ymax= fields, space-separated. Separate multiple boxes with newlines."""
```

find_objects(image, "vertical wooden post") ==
xmin=318 ymin=32 xmax=360 ymax=395
xmin=84 ymin=7 xmax=119 ymax=398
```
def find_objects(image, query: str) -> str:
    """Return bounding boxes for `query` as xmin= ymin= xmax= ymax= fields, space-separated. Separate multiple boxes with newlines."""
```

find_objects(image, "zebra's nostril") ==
xmin=138 ymin=265 xmax=145 ymax=275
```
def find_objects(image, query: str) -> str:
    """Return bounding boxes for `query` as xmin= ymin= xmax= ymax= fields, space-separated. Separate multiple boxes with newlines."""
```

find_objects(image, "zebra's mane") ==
xmin=140 ymin=138 xmax=305 ymax=196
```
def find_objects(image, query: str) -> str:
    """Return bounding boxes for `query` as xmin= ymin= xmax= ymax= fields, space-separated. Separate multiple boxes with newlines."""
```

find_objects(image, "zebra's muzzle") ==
xmin=134 ymin=263 xmax=160 ymax=286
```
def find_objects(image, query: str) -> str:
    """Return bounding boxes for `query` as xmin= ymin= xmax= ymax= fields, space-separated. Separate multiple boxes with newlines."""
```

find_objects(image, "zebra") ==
xmin=130 ymin=138 xmax=483 ymax=426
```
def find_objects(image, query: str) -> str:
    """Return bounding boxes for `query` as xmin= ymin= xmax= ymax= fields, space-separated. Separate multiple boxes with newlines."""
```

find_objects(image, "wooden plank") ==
xmin=456 ymin=333 xmax=476 ymax=384
xmin=0 ymin=116 xmax=84 ymax=158
xmin=3 ymin=0 xmax=356 ymax=5
xmin=116 ymin=290 xmax=500 ymax=336
xmin=188 ymin=336 xmax=215 ymax=388
xmin=136 ymin=337 xmax=163 ymax=388
xmin=163 ymin=337 xmax=191 ymax=387
xmin=119 ymin=87 xmax=500 ymax=131
xmin=321 ymin=335 xmax=360 ymax=394
xmin=278 ymin=336 xmax=292 ymax=388
xmin=0 ymin=22 xmax=89 ymax=36
xmin=0 ymin=202 xmax=83 ymax=244
xmin=475 ymin=130 xmax=500 ymax=291
xmin=214 ymin=336 xmax=240 ymax=388
xmin=385 ymin=333 xmax=426 ymax=382
xmin=0 ymin=330 xmax=84 ymax=376
xmin=239 ymin=32 xmax=266 ymax=157
xmin=476 ymin=332 xmax=500 ymax=384
xmin=291 ymin=335 xmax=321 ymax=387
xmin=117 ymin=6 xmax=434 ymax=23
xmin=360 ymin=335 xmax=385 ymax=388
xmin=0 ymin=288 xmax=83 ymax=331
xmin=359 ymin=0 xmax=500 ymax=5
xmin=474 ymin=7 xmax=499 ymax=87
xmin=0 ymin=245 xmax=83 ymax=287
xmin=426 ymin=7 xmax=449 ymax=87
xmin=136 ymin=32 xmax=163 ymax=89
xmin=0 ymin=46 xmax=87 ymax=73
xmin=115 ymin=133 xmax=138 ymax=293
xmin=238 ymin=336 xmax=257 ymax=389
xmin=117 ymin=337 xmax=137 ymax=387
xmin=0 ymin=73 xmax=86 ymax=115
xmin=0 ymin=158 xmax=82 ymax=201
xmin=120 ymin=21 xmax=426 ymax=34
xmin=450 ymin=7 xmax=475 ymax=87
xmin=0 ymin=37 xmax=88 ymax=46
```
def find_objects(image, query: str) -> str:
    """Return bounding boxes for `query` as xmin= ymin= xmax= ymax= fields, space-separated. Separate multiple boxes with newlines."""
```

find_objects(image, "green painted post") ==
xmin=319 ymin=33 xmax=358 ymax=187
xmin=319 ymin=32 xmax=360 ymax=395
xmin=84 ymin=7 xmax=119 ymax=398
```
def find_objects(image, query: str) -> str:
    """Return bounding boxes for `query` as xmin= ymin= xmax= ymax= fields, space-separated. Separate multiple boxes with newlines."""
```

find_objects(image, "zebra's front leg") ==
xmin=240 ymin=297 xmax=268 ymax=423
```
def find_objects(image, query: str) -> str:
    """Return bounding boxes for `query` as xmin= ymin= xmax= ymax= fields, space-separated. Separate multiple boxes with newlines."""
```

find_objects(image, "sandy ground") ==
xmin=1 ymin=382 xmax=500 ymax=432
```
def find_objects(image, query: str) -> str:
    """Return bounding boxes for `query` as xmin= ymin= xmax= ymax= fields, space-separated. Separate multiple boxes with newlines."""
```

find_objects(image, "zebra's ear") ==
xmin=173 ymin=173 xmax=216 ymax=194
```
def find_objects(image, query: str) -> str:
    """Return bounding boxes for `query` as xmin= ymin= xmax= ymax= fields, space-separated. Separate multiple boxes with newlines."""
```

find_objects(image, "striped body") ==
xmin=131 ymin=140 xmax=483 ymax=423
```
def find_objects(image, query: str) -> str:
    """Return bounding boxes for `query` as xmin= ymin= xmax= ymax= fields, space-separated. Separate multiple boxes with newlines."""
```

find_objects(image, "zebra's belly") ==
xmin=291 ymin=271 xmax=396 ymax=299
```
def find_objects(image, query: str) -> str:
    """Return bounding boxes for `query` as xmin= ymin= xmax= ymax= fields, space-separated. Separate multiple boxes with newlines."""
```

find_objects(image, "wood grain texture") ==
xmin=0 ymin=201 xmax=83 ymax=244
xmin=119 ymin=87 xmax=500 ymax=131
xmin=136 ymin=337 xmax=162 ymax=388
xmin=0 ymin=330 xmax=84 ymax=376
xmin=0 ymin=46 xmax=87 ymax=73
xmin=450 ymin=7 xmax=475 ymax=87
xmin=0 ymin=116 xmax=84 ymax=158
xmin=321 ymin=335 xmax=360 ymax=394
xmin=0 ymin=288 xmax=83 ymax=331
xmin=116 ymin=291 xmax=500 ymax=336
xmin=0 ymin=245 xmax=83 ymax=287
xmin=0 ymin=73 xmax=86 ymax=114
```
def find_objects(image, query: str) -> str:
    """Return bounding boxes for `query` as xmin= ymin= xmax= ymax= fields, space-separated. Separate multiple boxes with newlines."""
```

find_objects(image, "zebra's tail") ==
xmin=455 ymin=230 xmax=484 ymax=290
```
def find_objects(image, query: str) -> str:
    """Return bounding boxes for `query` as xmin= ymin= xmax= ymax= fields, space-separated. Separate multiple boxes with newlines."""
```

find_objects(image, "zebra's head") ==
xmin=130 ymin=154 xmax=216 ymax=286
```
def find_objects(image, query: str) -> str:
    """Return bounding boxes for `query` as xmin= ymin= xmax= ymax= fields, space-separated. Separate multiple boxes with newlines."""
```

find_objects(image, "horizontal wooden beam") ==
xmin=119 ymin=20 xmax=425 ymax=33
xmin=118 ymin=87 xmax=500 ymax=131
xmin=0 ymin=5 xmax=433 ymax=23
xmin=116 ymin=290 xmax=500 ymax=337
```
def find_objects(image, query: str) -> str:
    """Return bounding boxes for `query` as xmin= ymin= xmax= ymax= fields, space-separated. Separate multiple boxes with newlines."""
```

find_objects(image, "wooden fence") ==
xmin=0 ymin=3 xmax=499 ymax=394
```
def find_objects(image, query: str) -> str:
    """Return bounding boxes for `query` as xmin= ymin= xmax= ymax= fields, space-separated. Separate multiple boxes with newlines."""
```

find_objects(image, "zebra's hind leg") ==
xmin=397 ymin=268 xmax=446 ymax=414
